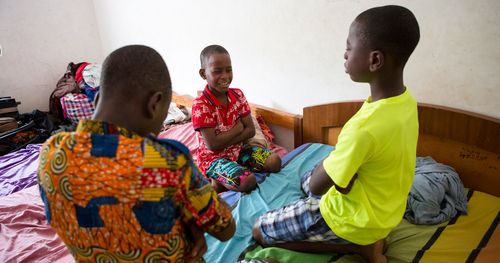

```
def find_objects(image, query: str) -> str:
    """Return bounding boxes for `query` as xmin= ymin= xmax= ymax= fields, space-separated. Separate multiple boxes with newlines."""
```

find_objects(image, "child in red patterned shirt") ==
xmin=192 ymin=45 xmax=282 ymax=193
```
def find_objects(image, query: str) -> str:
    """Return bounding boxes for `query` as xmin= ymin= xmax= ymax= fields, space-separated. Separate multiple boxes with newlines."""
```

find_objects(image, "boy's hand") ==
xmin=185 ymin=223 xmax=207 ymax=263
xmin=335 ymin=173 xmax=358 ymax=194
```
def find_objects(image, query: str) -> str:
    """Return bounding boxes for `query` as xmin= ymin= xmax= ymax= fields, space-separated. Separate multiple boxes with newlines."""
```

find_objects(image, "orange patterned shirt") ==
xmin=37 ymin=120 xmax=232 ymax=262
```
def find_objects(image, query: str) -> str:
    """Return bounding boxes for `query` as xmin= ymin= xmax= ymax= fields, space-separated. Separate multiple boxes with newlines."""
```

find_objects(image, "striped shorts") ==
xmin=254 ymin=166 xmax=349 ymax=245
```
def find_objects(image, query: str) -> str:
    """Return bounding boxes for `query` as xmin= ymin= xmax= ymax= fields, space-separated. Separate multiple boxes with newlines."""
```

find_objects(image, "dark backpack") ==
xmin=0 ymin=110 xmax=54 ymax=156
xmin=49 ymin=62 xmax=82 ymax=121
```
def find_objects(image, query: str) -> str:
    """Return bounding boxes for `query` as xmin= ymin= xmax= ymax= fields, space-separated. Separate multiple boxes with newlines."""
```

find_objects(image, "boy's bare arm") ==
xmin=200 ymin=114 xmax=256 ymax=151
xmin=309 ymin=160 xmax=357 ymax=196
xmin=204 ymin=198 xmax=236 ymax=241
xmin=208 ymin=213 xmax=236 ymax=241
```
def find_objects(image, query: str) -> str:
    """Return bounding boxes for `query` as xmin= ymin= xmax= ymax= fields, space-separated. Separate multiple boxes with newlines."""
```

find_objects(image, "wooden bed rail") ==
xmin=301 ymin=100 xmax=500 ymax=197
xmin=171 ymin=91 xmax=303 ymax=148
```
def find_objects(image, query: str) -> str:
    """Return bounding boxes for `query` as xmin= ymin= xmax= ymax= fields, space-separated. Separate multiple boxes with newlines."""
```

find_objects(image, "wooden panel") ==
xmin=300 ymin=100 xmax=500 ymax=197
xmin=417 ymin=103 xmax=500 ymax=155
xmin=171 ymin=91 xmax=303 ymax=144
xmin=302 ymin=101 xmax=363 ymax=144
xmin=325 ymin=127 xmax=343 ymax=146
xmin=417 ymin=134 xmax=500 ymax=197
xmin=293 ymin=116 xmax=303 ymax=148
xmin=250 ymin=103 xmax=301 ymax=130
xmin=171 ymin=92 xmax=194 ymax=107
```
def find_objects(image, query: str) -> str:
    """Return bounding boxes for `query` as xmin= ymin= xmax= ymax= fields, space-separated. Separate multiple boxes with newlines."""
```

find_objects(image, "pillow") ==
xmin=246 ymin=114 xmax=269 ymax=148
xmin=255 ymin=114 xmax=275 ymax=143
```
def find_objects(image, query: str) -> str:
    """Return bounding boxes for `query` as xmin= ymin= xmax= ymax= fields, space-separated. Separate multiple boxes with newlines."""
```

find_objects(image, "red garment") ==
xmin=74 ymin=62 xmax=89 ymax=84
xmin=192 ymin=85 xmax=251 ymax=174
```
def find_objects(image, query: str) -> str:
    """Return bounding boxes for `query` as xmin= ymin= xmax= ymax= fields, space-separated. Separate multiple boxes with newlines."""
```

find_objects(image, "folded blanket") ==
xmin=404 ymin=156 xmax=468 ymax=224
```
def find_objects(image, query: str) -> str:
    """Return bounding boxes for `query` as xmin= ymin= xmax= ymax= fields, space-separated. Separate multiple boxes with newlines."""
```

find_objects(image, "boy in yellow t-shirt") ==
xmin=252 ymin=5 xmax=420 ymax=263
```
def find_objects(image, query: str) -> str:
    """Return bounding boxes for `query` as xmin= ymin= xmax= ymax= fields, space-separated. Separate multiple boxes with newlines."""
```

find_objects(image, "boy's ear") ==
xmin=146 ymin=91 xmax=165 ymax=119
xmin=199 ymin=68 xmax=207 ymax=80
xmin=369 ymin=50 xmax=384 ymax=72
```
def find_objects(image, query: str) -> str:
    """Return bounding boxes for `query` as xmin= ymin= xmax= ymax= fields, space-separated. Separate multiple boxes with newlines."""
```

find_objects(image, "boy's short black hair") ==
xmin=355 ymin=5 xmax=420 ymax=66
xmin=100 ymin=45 xmax=171 ymax=99
xmin=200 ymin=45 xmax=229 ymax=68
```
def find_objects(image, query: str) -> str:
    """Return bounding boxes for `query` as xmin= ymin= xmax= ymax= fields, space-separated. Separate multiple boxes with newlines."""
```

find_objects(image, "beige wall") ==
xmin=93 ymin=0 xmax=500 ymax=119
xmin=0 ymin=0 xmax=103 ymax=113
xmin=1 ymin=0 xmax=499 ymax=121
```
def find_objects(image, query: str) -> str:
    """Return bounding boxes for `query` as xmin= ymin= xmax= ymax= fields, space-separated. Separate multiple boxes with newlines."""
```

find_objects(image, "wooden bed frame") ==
xmin=172 ymin=92 xmax=500 ymax=197
xmin=172 ymin=92 xmax=304 ymax=147
xmin=300 ymin=101 xmax=500 ymax=197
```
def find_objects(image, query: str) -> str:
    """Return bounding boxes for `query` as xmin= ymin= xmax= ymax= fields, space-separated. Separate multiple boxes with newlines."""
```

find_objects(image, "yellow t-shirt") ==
xmin=320 ymin=89 xmax=418 ymax=245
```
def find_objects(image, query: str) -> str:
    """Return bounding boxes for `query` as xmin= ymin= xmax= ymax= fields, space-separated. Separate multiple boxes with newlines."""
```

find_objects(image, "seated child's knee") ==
xmin=237 ymin=174 xmax=257 ymax=193
xmin=252 ymin=222 xmax=266 ymax=245
xmin=265 ymin=153 xmax=282 ymax=173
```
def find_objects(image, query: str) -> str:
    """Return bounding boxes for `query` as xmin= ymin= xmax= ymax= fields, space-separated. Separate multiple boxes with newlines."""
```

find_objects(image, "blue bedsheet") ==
xmin=204 ymin=143 xmax=334 ymax=263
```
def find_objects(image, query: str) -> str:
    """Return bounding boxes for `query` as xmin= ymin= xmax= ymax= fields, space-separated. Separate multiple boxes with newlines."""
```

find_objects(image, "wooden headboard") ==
xmin=300 ymin=101 xmax=500 ymax=197
xmin=171 ymin=92 xmax=303 ymax=147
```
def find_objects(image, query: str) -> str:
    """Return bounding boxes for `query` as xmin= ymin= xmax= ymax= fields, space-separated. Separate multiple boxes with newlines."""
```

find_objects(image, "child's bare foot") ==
xmin=237 ymin=174 xmax=257 ymax=193
xmin=356 ymin=239 xmax=386 ymax=263
xmin=264 ymin=153 xmax=281 ymax=173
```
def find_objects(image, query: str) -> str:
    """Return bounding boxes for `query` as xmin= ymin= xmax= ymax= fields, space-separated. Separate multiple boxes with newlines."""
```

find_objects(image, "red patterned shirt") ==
xmin=192 ymin=85 xmax=251 ymax=174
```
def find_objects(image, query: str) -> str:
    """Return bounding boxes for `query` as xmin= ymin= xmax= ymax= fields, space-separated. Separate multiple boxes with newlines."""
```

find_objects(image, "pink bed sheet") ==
xmin=158 ymin=122 xmax=288 ymax=160
xmin=0 ymin=124 xmax=286 ymax=263
xmin=0 ymin=186 xmax=72 ymax=263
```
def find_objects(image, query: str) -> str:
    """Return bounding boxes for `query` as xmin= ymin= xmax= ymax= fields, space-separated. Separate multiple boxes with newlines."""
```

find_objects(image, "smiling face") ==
xmin=200 ymin=52 xmax=233 ymax=95
xmin=344 ymin=21 xmax=372 ymax=82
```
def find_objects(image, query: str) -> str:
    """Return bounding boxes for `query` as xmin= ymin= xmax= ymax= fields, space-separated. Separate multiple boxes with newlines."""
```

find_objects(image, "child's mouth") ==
xmin=218 ymin=82 xmax=230 ymax=88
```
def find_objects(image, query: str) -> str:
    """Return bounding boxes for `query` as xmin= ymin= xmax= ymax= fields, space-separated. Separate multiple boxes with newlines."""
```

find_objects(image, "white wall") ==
xmin=0 ymin=0 xmax=103 ymax=113
xmin=93 ymin=0 xmax=500 ymax=119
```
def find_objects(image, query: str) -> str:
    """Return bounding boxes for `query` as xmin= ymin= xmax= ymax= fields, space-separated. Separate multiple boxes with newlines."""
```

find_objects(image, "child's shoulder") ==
xmin=193 ymin=91 xmax=210 ymax=105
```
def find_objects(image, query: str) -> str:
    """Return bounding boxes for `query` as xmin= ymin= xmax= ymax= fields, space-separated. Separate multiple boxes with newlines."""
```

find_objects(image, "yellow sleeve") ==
xmin=322 ymin=128 xmax=374 ymax=188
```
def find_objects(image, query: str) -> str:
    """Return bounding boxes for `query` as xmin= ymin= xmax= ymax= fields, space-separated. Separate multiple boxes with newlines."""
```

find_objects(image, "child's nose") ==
xmin=344 ymin=51 xmax=348 ymax=60
xmin=222 ymin=72 xmax=231 ymax=80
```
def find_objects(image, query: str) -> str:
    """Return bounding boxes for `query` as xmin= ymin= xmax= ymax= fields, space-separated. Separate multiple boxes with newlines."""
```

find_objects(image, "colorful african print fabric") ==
xmin=205 ymin=144 xmax=273 ymax=190
xmin=37 ymin=120 xmax=233 ymax=262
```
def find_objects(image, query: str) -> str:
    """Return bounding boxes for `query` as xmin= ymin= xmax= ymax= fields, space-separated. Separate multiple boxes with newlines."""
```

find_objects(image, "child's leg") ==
xmin=300 ymin=164 xmax=321 ymax=199
xmin=263 ymin=153 xmax=281 ymax=173
xmin=206 ymin=158 xmax=257 ymax=193
xmin=252 ymin=197 xmax=348 ymax=245
xmin=252 ymin=197 xmax=386 ymax=263
xmin=238 ymin=144 xmax=281 ymax=173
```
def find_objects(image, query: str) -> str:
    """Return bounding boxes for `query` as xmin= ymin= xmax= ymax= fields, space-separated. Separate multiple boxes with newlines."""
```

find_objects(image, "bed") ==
xmin=231 ymin=101 xmax=500 ymax=263
xmin=0 ymin=92 xmax=300 ymax=263
xmin=1 ymin=95 xmax=498 ymax=263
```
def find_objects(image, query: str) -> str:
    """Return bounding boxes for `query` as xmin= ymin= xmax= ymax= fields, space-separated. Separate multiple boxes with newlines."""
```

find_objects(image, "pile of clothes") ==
xmin=405 ymin=156 xmax=469 ymax=224
xmin=49 ymin=62 xmax=101 ymax=125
